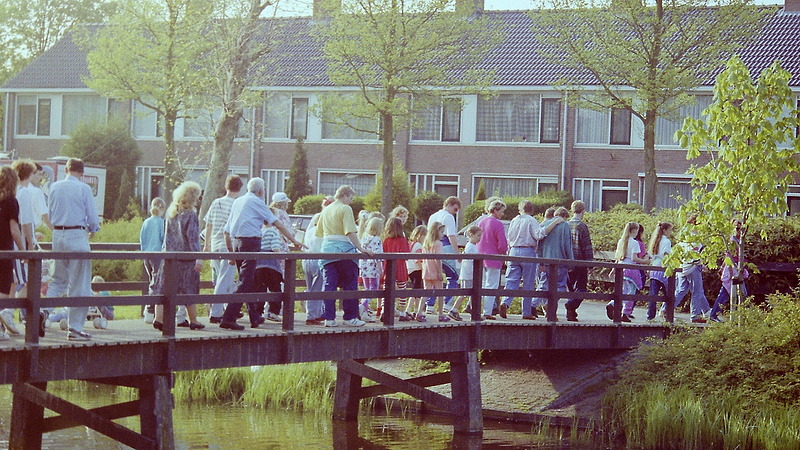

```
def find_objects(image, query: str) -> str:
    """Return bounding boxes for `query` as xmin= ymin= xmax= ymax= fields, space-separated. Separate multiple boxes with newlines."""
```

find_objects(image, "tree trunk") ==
xmin=162 ymin=111 xmax=181 ymax=201
xmin=381 ymin=113 xmax=394 ymax=217
xmin=643 ymin=111 xmax=657 ymax=211
xmin=200 ymin=109 xmax=242 ymax=220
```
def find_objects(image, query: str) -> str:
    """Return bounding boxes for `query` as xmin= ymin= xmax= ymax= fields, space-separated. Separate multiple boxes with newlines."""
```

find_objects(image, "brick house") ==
xmin=2 ymin=1 xmax=800 ymax=216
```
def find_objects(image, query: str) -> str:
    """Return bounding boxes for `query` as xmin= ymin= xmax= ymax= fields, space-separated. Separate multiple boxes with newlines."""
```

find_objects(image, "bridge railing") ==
xmin=0 ymin=249 xmax=677 ymax=345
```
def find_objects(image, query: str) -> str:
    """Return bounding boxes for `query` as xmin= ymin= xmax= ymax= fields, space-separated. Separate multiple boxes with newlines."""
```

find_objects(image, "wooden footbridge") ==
xmin=0 ymin=249 xmax=680 ymax=449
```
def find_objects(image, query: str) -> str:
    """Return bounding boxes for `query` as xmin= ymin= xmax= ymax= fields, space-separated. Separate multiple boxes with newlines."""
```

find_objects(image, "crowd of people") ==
xmin=0 ymin=161 xmax=742 ymax=341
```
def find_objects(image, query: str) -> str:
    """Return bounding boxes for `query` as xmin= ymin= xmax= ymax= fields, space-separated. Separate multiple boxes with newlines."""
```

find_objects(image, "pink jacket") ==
xmin=477 ymin=216 xmax=508 ymax=269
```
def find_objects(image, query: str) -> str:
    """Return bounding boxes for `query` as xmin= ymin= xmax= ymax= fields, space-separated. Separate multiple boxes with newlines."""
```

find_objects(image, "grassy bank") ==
xmin=603 ymin=292 xmax=800 ymax=449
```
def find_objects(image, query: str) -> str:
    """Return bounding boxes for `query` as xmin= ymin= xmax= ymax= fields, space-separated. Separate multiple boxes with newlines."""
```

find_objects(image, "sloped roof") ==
xmin=4 ymin=8 xmax=800 ymax=91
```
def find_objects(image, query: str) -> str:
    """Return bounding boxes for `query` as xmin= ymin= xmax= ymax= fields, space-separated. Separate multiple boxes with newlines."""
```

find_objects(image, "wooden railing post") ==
xmin=612 ymin=266 xmax=624 ymax=323
xmin=383 ymin=259 xmax=397 ymax=327
xmin=546 ymin=263 xmax=558 ymax=322
xmin=282 ymin=257 xmax=296 ymax=332
xmin=24 ymin=257 xmax=42 ymax=347
xmin=471 ymin=258 xmax=483 ymax=322
xmin=665 ymin=272 xmax=676 ymax=323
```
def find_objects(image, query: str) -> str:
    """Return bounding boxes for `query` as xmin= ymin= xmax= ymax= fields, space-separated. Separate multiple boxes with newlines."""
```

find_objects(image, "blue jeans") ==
xmin=710 ymin=283 xmax=748 ymax=320
xmin=222 ymin=237 xmax=263 ymax=324
xmin=648 ymin=278 xmax=667 ymax=320
xmin=674 ymin=267 xmax=710 ymax=319
xmin=322 ymin=259 xmax=359 ymax=321
xmin=533 ymin=265 xmax=568 ymax=309
xmin=502 ymin=247 xmax=537 ymax=316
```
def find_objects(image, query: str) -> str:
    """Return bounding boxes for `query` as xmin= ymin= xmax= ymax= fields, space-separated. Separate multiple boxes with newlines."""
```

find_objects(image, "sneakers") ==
xmin=344 ymin=318 xmax=366 ymax=327
xmin=209 ymin=316 xmax=223 ymax=324
xmin=67 ymin=328 xmax=92 ymax=341
xmin=621 ymin=314 xmax=632 ymax=323
xmin=324 ymin=320 xmax=338 ymax=327
xmin=0 ymin=310 xmax=19 ymax=335
xmin=360 ymin=309 xmax=377 ymax=323
xmin=0 ymin=330 xmax=8 ymax=341
xmin=251 ymin=317 xmax=266 ymax=328
xmin=483 ymin=315 xmax=496 ymax=320
xmin=447 ymin=310 xmax=463 ymax=322
xmin=220 ymin=321 xmax=245 ymax=330
xmin=498 ymin=303 xmax=508 ymax=319
xmin=534 ymin=305 xmax=546 ymax=317
xmin=264 ymin=312 xmax=282 ymax=322
xmin=305 ymin=318 xmax=324 ymax=325
xmin=438 ymin=315 xmax=450 ymax=322
xmin=416 ymin=315 xmax=427 ymax=323
xmin=143 ymin=311 xmax=155 ymax=324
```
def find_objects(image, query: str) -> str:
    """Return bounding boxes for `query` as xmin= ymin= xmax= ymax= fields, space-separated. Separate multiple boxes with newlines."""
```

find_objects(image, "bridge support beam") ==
xmin=8 ymin=375 xmax=174 ymax=450
xmin=333 ymin=351 xmax=483 ymax=434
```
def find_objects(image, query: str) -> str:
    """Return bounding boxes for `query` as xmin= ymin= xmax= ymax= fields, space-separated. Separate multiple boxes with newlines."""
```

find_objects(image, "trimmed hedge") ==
xmin=415 ymin=190 xmax=445 ymax=224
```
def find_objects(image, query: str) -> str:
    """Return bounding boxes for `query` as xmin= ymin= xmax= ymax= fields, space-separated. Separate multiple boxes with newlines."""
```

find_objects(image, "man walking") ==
xmin=426 ymin=196 xmax=461 ymax=312
xmin=203 ymin=175 xmax=243 ymax=323
xmin=565 ymin=200 xmax=593 ymax=322
xmin=533 ymin=207 xmax=573 ymax=320
xmin=47 ymin=158 xmax=101 ymax=341
xmin=219 ymin=178 xmax=304 ymax=330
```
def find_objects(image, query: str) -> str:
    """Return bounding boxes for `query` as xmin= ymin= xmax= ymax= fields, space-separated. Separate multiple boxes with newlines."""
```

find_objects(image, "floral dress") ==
xmin=154 ymin=210 xmax=200 ymax=295
xmin=359 ymin=234 xmax=383 ymax=278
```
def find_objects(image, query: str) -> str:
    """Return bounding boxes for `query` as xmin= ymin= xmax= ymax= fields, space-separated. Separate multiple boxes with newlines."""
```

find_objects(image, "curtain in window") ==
xmin=319 ymin=173 xmax=376 ymax=196
xmin=16 ymin=96 xmax=36 ymax=135
xmin=441 ymin=98 xmax=461 ymax=141
xmin=655 ymin=96 xmax=713 ymax=146
xmin=265 ymin=93 xmax=290 ymax=138
xmin=657 ymin=182 xmax=693 ymax=210
xmin=476 ymin=94 xmax=539 ymax=142
xmin=540 ymin=98 xmax=561 ymax=143
xmin=474 ymin=177 xmax=536 ymax=198
xmin=62 ymin=95 xmax=106 ymax=135
xmin=321 ymin=117 xmax=376 ymax=140
xmin=610 ymin=108 xmax=631 ymax=145
xmin=576 ymin=108 xmax=609 ymax=144
xmin=411 ymin=101 xmax=440 ymax=141
xmin=291 ymin=98 xmax=308 ymax=139
xmin=133 ymin=102 xmax=158 ymax=137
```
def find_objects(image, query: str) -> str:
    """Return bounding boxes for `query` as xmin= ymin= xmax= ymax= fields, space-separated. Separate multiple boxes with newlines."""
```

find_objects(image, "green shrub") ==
xmin=91 ymin=218 xmax=144 ymax=282
xmin=363 ymin=162 xmax=415 ymax=214
xmin=414 ymin=190 xmax=444 ymax=224
xmin=294 ymin=194 xmax=326 ymax=215
xmin=463 ymin=190 xmax=573 ymax=225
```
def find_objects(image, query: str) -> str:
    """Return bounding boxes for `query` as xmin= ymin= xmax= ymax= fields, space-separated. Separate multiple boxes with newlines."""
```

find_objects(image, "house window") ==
xmin=318 ymin=171 xmax=376 ymax=197
xmin=540 ymin=98 xmax=561 ymax=143
xmin=132 ymin=102 xmax=162 ymax=138
xmin=411 ymin=97 xmax=461 ymax=142
xmin=472 ymin=175 xmax=542 ymax=198
xmin=610 ymin=108 xmax=631 ymax=145
xmin=576 ymin=106 xmax=632 ymax=145
xmin=476 ymin=94 xmax=540 ymax=142
xmin=656 ymin=180 xmax=693 ymax=210
xmin=261 ymin=169 xmax=289 ymax=201
xmin=62 ymin=95 xmax=107 ymax=135
xmin=655 ymin=96 xmax=712 ymax=146
xmin=409 ymin=173 xmax=460 ymax=198
xmin=573 ymin=178 xmax=630 ymax=212
xmin=16 ymin=95 xmax=51 ymax=136
xmin=265 ymin=94 xmax=308 ymax=139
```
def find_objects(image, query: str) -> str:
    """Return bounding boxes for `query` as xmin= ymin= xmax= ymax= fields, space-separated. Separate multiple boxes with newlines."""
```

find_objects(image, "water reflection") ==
xmin=0 ymin=385 xmax=570 ymax=449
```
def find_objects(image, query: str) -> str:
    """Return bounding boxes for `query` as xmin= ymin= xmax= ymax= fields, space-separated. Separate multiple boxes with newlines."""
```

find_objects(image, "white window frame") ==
xmin=15 ymin=94 xmax=56 ymax=137
xmin=572 ymin=178 xmax=631 ymax=212
xmin=473 ymin=93 xmax=562 ymax=145
xmin=131 ymin=101 xmax=162 ymax=140
xmin=263 ymin=93 xmax=310 ymax=141
xmin=409 ymin=173 xmax=460 ymax=196
xmin=317 ymin=169 xmax=377 ymax=197
xmin=575 ymin=106 xmax=634 ymax=147
xmin=471 ymin=173 xmax=558 ymax=199
xmin=261 ymin=168 xmax=289 ymax=201
xmin=410 ymin=96 xmax=464 ymax=143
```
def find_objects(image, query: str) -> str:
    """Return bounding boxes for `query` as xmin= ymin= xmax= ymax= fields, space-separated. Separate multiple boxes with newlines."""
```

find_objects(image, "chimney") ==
xmin=786 ymin=0 xmax=800 ymax=13
xmin=456 ymin=0 xmax=485 ymax=16
xmin=313 ymin=0 xmax=341 ymax=20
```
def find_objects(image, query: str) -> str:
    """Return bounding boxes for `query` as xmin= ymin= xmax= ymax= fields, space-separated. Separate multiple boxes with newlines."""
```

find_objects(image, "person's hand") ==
xmin=229 ymin=259 xmax=236 ymax=266
xmin=362 ymin=249 xmax=374 ymax=257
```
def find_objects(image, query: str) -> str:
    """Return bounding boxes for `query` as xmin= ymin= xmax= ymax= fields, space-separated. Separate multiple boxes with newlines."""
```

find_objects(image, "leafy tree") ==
xmin=285 ymin=137 xmax=313 ymax=212
xmin=0 ymin=0 xmax=114 ymax=150
xmin=414 ymin=190 xmax=444 ymax=224
xmin=535 ymin=0 xmax=771 ymax=211
xmin=363 ymin=161 xmax=415 ymax=214
xmin=669 ymin=57 xmax=800 ymax=312
xmin=60 ymin=119 xmax=142 ymax=219
xmin=113 ymin=169 xmax=137 ymax=220
xmin=315 ymin=0 xmax=501 ymax=216
xmin=198 ymin=0 xmax=277 ymax=219
xmin=82 ymin=0 xmax=215 ymax=196
xmin=474 ymin=179 xmax=487 ymax=202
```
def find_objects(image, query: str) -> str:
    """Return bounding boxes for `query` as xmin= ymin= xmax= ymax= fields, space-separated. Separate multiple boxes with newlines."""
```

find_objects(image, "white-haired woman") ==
xmin=153 ymin=181 xmax=205 ymax=331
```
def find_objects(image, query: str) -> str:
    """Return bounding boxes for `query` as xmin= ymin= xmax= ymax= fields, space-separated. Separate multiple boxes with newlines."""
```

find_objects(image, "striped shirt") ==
xmin=204 ymin=195 xmax=235 ymax=251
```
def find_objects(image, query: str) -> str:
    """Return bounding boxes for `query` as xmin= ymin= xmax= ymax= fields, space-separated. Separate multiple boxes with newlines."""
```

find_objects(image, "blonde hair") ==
xmin=484 ymin=196 xmax=502 ymax=213
xmin=150 ymin=197 xmax=166 ymax=216
xmin=92 ymin=275 xmax=105 ymax=284
xmin=424 ymin=221 xmax=445 ymax=250
xmin=409 ymin=225 xmax=427 ymax=243
xmin=649 ymin=222 xmax=673 ymax=254
xmin=335 ymin=185 xmax=355 ymax=200
xmin=364 ymin=217 xmax=384 ymax=237
xmin=383 ymin=217 xmax=404 ymax=239
xmin=390 ymin=205 xmax=409 ymax=221
xmin=615 ymin=222 xmax=639 ymax=261
xmin=0 ymin=166 xmax=19 ymax=201
xmin=466 ymin=225 xmax=482 ymax=237
xmin=167 ymin=181 xmax=202 ymax=219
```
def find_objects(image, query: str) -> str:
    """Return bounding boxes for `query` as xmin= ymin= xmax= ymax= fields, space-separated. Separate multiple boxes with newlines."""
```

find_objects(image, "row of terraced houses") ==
xmin=3 ymin=0 xmax=800 ymax=219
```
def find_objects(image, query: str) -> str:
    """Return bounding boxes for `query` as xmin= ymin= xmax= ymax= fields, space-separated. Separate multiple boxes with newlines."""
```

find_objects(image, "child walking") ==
xmin=422 ymin=221 xmax=450 ymax=322
xmin=359 ymin=217 xmax=384 ymax=322
xmin=647 ymin=222 xmax=673 ymax=321
xmin=140 ymin=197 xmax=166 ymax=324
xmin=451 ymin=225 xmax=482 ymax=321
xmin=607 ymin=222 xmax=651 ymax=322
xmin=382 ymin=217 xmax=412 ymax=322
xmin=405 ymin=225 xmax=427 ymax=320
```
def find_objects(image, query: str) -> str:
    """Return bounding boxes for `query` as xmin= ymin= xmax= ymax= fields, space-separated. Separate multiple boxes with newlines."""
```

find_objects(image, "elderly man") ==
xmin=499 ymin=199 xmax=562 ymax=320
xmin=203 ymin=174 xmax=243 ymax=323
xmin=219 ymin=177 xmax=304 ymax=331
xmin=47 ymin=158 xmax=101 ymax=341
xmin=533 ymin=207 xmax=573 ymax=320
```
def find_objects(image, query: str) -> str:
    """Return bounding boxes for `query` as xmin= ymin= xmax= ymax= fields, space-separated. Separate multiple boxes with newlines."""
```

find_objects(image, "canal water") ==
xmin=0 ymin=384 xmax=575 ymax=448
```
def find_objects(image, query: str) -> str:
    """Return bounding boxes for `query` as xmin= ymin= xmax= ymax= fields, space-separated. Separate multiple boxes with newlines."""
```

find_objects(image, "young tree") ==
xmin=315 ymin=0 xmax=501 ymax=216
xmin=285 ymin=137 xmax=313 ymax=212
xmin=82 ymin=0 xmax=215 ymax=195
xmin=363 ymin=161 xmax=415 ymax=214
xmin=535 ymin=0 xmax=771 ymax=211
xmin=198 ymin=0 xmax=278 ymax=219
xmin=669 ymin=56 xmax=800 ymax=313
xmin=60 ymin=119 xmax=142 ymax=219
xmin=474 ymin=179 xmax=487 ymax=202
